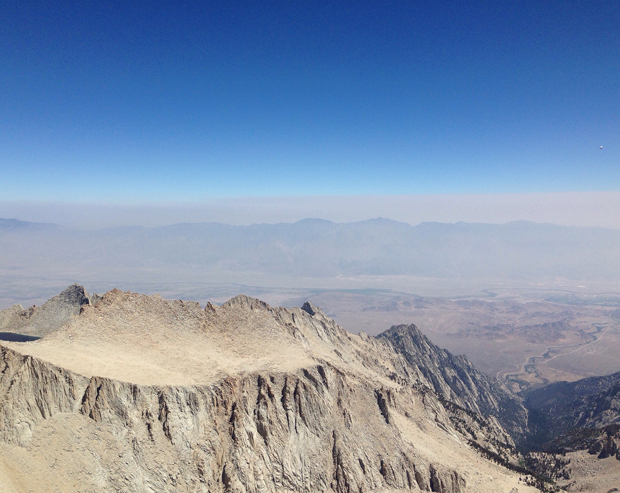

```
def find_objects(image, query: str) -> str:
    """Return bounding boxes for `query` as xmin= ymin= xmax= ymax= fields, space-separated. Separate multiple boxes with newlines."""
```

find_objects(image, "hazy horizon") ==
xmin=2 ymin=1 xmax=619 ymax=305
xmin=2 ymin=190 xmax=620 ymax=230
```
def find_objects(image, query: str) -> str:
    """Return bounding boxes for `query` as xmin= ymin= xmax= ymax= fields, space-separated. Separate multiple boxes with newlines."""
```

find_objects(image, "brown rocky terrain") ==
xmin=299 ymin=290 xmax=620 ymax=389
xmin=0 ymin=286 xmax=538 ymax=492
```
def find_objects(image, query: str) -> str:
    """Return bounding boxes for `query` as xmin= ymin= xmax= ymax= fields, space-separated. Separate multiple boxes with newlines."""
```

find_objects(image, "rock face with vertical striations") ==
xmin=0 ymin=287 xmax=536 ymax=492
xmin=377 ymin=324 xmax=528 ymax=443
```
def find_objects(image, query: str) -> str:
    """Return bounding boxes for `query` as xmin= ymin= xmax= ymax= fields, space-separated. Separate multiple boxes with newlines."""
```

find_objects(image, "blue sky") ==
xmin=1 ymin=0 xmax=619 ymax=202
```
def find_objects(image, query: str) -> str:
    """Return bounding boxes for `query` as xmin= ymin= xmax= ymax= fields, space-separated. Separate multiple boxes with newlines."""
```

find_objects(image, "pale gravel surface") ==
xmin=5 ymin=290 xmax=317 ymax=385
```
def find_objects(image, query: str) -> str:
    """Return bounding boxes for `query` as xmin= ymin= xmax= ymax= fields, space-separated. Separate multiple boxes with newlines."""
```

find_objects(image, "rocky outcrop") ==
xmin=377 ymin=324 xmax=528 ymax=442
xmin=595 ymin=435 xmax=618 ymax=459
xmin=0 ymin=283 xmax=92 ymax=336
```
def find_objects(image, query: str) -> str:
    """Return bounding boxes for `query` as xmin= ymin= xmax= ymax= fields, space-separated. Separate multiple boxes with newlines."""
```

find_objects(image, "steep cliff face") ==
xmin=0 ymin=347 xmax=474 ymax=492
xmin=0 ymin=288 xmax=535 ymax=492
xmin=377 ymin=324 xmax=528 ymax=442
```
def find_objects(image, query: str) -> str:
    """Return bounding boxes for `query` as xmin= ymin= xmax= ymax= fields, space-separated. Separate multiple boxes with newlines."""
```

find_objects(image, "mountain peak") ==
xmin=222 ymin=294 xmax=271 ymax=311
xmin=0 ymin=283 xmax=91 ymax=337
xmin=301 ymin=301 xmax=321 ymax=316
xmin=377 ymin=323 xmax=528 ymax=440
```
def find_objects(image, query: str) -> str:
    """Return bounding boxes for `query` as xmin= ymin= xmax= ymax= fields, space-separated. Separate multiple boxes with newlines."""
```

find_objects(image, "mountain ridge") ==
xmin=377 ymin=324 xmax=528 ymax=442
xmin=3 ymin=285 xmax=620 ymax=490
xmin=0 ymin=285 xmax=540 ymax=492
xmin=4 ymin=216 xmax=620 ymax=231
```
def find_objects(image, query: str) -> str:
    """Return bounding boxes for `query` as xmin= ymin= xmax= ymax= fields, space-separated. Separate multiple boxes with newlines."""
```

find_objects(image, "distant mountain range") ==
xmin=2 ymin=217 xmax=620 ymax=282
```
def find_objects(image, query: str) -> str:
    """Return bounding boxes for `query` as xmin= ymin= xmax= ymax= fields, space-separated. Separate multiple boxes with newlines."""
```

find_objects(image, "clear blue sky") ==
xmin=1 ymin=0 xmax=618 ymax=202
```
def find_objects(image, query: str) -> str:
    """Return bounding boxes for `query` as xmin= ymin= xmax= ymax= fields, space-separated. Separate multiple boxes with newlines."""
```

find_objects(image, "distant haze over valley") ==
xmin=2 ymin=217 xmax=620 ymax=287
xmin=4 ymin=215 xmax=620 ymax=387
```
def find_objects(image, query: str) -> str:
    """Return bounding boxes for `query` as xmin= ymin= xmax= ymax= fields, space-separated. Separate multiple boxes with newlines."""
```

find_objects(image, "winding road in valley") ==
xmin=499 ymin=323 xmax=613 ymax=386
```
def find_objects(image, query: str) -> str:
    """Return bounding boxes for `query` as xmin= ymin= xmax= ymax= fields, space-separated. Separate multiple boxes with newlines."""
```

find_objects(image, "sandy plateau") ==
xmin=3 ymin=290 xmax=318 ymax=386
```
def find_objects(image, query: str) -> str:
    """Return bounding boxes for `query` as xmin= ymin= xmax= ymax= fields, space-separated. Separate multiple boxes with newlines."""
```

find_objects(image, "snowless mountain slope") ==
xmin=0 ymin=287 xmax=537 ymax=492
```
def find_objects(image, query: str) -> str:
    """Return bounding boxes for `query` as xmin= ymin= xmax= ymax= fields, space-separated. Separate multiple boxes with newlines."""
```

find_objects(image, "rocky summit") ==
xmin=0 ymin=286 xmax=564 ymax=492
